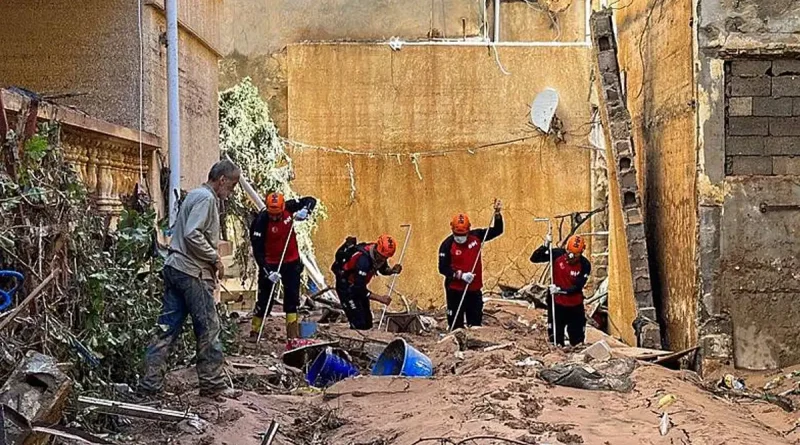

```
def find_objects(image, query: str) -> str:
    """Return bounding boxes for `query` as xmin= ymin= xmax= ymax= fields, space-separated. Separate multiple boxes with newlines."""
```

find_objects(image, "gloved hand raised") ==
xmin=295 ymin=208 xmax=310 ymax=221
xmin=548 ymin=284 xmax=563 ymax=295
xmin=268 ymin=271 xmax=281 ymax=283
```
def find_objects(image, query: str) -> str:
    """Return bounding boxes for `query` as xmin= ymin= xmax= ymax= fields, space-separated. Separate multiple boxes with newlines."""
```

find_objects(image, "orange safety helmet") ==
xmin=375 ymin=234 xmax=397 ymax=258
xmin=450 ymin=213 xmax=471 ymax=235
xmin=266 ymin=192 xmax=285 ymax=215
xmin=566 ymin=235 xmax=587 ymax=256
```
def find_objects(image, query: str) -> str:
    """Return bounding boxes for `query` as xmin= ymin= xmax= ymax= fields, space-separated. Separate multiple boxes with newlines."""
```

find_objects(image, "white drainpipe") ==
xmin=167 ymin=0 xmax=181 ymax=226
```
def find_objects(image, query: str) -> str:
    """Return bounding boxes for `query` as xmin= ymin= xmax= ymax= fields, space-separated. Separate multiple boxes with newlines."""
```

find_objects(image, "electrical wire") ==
xmin=492 ymin=45 xmax=512 ymax=75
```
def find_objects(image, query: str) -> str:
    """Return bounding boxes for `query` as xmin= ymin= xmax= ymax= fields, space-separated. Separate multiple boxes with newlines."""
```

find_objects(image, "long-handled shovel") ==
xmin=256 ymin=220 xmax=295 ymax=344
xmin=449 ymin=202 xmax=498 ymax=333
xmin=378 ymin=224 xmax=412 ymax=330
xmin=534 ymin=217 xmax=557 ymax=347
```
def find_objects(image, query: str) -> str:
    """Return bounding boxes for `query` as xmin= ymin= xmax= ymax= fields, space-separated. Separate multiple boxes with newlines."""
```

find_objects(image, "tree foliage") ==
xmin=219 ymin=78 xmax=326 ymax=283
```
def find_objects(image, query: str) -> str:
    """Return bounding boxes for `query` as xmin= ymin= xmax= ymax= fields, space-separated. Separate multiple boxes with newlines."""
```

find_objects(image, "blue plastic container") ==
xmin=306 ymin=348 xmax=359 ymax=387
xmin=371 ymin=338 xmax=434 ymax=377
xmin=300 ymin=321 xmax=318 ymax=339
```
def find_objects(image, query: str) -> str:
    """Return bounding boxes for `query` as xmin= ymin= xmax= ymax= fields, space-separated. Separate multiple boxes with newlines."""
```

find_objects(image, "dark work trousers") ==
xmin=255 ymin=261 xmax=303 ymax=317
xmin=446 ymin=288 xmax=483 ymax=330
xmin=547 ymin=302 xmax=586 ymax=346
xmin=142 ymin=266 xmax=225 ymax=393
xmin=336 ymin=282 xmax=374 ymax=330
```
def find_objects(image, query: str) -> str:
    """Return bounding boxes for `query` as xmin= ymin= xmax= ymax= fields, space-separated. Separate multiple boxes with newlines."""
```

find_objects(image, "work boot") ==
xmin=199 ymin=386 xmax=243 ymax=401
xmin=286 ymin=314 xmax=300 ymax=340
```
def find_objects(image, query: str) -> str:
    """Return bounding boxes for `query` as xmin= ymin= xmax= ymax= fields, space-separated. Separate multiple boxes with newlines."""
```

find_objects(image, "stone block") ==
xmin=619 ymin=170 xmax=637 ymax=188
xmin=752 ymin=97 xmax=793 ymax=116
xmin=765 ymin=137 xmax=800 ymax=155
xmin=730 ymin=76 xmax=771 ymax=96
xmin=726 ymin=136 xmax=764 ymax=155
xmin=634 ymin=275 xmax=652 ymax=293
xmin=730 ymin=60 xmax=771 ymax=77
xmin=627 ymin=223 xmax=645 ymax=239
xmin=728 ymin=116 xmax=768 ymax=136
xmin=583 ymin=340 xmax=612 ymax=362
xmin=610 ymin=122 xmax=630 ymax=139
xmin=727 ymin=156 xmax=773 ymax=175
xmin=701 ymin=333 xmax=733 ymax=359
xmin=772 ymin=75 xmax=800 ymax=97
xmin=769 ymin=117 xmax=800 ymax=136
xmin=728 ymin=97 xmax=752 ymax=116
xmin=625 ymin=207 xmax=643 ymax=224
xmin=772 ymin=156 xmax=800 ymax=175
xmin=614 ymin=140 xmax=633 ymax=156
xmin=772 ymin=60 xmax=800 ymax=76
xmin=598 ymin=51 xmax=618 ymax=73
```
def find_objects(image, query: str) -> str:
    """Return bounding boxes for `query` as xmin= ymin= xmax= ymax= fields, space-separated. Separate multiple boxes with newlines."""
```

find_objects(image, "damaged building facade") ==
xmin=599 ymin=0 xmax=800 ymax=371
xmin=0 ymin=0 xmax=224 ymax=216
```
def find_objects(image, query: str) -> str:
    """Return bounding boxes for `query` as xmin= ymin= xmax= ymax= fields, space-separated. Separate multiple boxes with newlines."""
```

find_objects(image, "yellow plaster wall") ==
xmin=286 ymin=44 xmax=594 ymax=308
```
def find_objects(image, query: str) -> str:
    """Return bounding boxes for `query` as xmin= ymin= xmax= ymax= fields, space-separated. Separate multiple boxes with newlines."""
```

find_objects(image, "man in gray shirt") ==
xmin=141 ymin=160 xmax=242 ymax=400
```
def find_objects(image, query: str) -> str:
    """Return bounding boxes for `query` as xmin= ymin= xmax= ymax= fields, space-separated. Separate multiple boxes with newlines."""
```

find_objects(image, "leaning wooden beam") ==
xmin=77 ymin=396 xmax=200 ymax=422
xmin=0 ymin=269 xmax=58 ymax=332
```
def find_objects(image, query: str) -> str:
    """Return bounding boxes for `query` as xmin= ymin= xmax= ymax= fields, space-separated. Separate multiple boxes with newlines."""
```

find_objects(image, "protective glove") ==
xmin=268 ymin=271 xmax=281 ymax=283
xmin=391 ymin=264 xmax=403 ymax=274
xmin=295 ymin=208 xmax=310 ymax=221
xmin=457 ymin=271 xmax=475 ymax=284
xmin=545 ymin=233 xmax=553 ymax=245
xmin=548 ymin=284 xmax=563 ymax=295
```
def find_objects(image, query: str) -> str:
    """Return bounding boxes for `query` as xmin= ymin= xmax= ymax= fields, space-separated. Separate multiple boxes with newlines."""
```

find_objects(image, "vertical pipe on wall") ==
xmin=493 ymin=0 xmax=500 ymax=42
xmin=167 ymin=0 xmax=181 ymax=226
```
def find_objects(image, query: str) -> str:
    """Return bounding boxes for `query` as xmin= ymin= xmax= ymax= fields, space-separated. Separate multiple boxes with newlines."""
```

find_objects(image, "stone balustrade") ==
xmin=2 ymin=88 xmax=161 ymax=216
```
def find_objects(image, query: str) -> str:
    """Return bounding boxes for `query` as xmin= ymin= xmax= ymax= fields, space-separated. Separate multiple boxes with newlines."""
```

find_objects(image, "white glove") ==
xmin=549 ymin=284 xmax=562 ymax=294
xmin=460 ymin=272 xmax=475 ymax=284
xmin=545 ymin=233 xmax=553 ymax=245
xmin=268 ymin=271 xmax=281 ymax=283
xmin=295 ymin=208 xmax=309 ymax=221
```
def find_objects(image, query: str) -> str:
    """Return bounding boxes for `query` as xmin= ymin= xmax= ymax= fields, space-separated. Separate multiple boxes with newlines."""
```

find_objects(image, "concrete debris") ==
xmin=516 ymin=357 xmax=545 ymax=368
xmin=583 ymin=340 xmax=612 ymax=362
xmin=0 ymin=351 xmax=72 ymax=445
xmin=383 ymin=312 xmax=423 ymax=334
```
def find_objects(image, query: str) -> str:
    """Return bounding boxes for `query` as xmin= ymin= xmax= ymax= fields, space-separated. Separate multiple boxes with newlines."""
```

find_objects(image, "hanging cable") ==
xmin=137 ymin=0 xmax=145 ymax=185
xmin=492 ymin=45 xmax=512 ymax=75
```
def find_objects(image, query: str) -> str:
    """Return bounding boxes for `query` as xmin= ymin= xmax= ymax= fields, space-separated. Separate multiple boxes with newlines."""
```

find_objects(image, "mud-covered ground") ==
xmin=120 ymin=301 xmax=800 ymax=445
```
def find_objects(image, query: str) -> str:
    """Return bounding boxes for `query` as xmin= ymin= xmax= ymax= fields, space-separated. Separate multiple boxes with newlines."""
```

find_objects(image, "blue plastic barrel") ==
xmin=300 ymin=321 xmax=318 ymax=339
xmin=371 ymin=338 xmax=433 ymax=377
xmin=306 ymin=348 xmax=359 ymax=387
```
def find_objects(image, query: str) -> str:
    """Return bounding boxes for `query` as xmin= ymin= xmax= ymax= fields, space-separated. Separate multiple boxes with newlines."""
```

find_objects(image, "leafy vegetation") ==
xmin=219 ymin=78 xmax=326 ymax=283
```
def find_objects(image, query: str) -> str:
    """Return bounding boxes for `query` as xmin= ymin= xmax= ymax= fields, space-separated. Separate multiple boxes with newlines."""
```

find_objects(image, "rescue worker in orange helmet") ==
xmin=438 ymin=200 xmax=504 ymax=329
xmin=249 ymin=192 xmax=316 ymax=345
xmin=530 ymin=234 xmax=591 ymax=346
xmin=331 ymin=234 xmax=402 ymax=330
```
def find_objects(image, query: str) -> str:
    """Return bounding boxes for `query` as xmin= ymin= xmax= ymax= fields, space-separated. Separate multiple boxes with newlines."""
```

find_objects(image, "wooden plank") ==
xmin=77 ymin=396 xmax=199 ymax=422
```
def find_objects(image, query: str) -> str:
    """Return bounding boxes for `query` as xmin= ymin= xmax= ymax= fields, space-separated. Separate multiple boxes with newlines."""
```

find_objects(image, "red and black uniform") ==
xmin=530 ymin=245 xmax=591 ymax=346
xmin=438 ymin=213 xmax=503 ymax=329
xmin=335 ymin=244 xmax=394 ymax=330
xmin=249 ymin=196 xmax=316 ymax=317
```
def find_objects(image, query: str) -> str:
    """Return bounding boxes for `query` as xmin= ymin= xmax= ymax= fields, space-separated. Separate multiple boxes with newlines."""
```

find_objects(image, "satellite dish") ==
xmin=530 ymin=88 xmax=559 ymax=133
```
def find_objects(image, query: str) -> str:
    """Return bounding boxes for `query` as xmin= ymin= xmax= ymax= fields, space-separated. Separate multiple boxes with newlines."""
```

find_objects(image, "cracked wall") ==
xmin=698 ymin=0 xmax=800 ymax=369
xmin=609 ymin=0 xmax=698 ymax=352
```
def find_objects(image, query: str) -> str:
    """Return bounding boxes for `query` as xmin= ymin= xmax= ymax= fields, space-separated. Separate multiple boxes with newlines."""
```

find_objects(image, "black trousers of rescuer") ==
xmin=547 ymin=302 xmax=586 ymax=346
xmin=446 ymin=288 xmax=483 ymax=330
xmin=336 ymin=282 xmax=374 ymax=330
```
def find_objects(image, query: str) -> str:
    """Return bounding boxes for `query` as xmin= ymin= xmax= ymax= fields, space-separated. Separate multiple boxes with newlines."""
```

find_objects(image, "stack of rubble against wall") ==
xmin=590 ymin=10 xmax=661 ymax=349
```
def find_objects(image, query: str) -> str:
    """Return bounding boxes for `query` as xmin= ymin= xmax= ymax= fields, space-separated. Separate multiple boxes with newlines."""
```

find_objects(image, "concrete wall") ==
xmin=0 ymin=0 xmax=221 ymax=192
xmin=220 ymin=0 xmax=591 ymax=134
xmin=286 ymin=44 xmax=593 ymax=307
xmin=697 ymin=0 xmax=800 ymax=369
xmin=603 ymin=0 xmax=698 ymax=350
